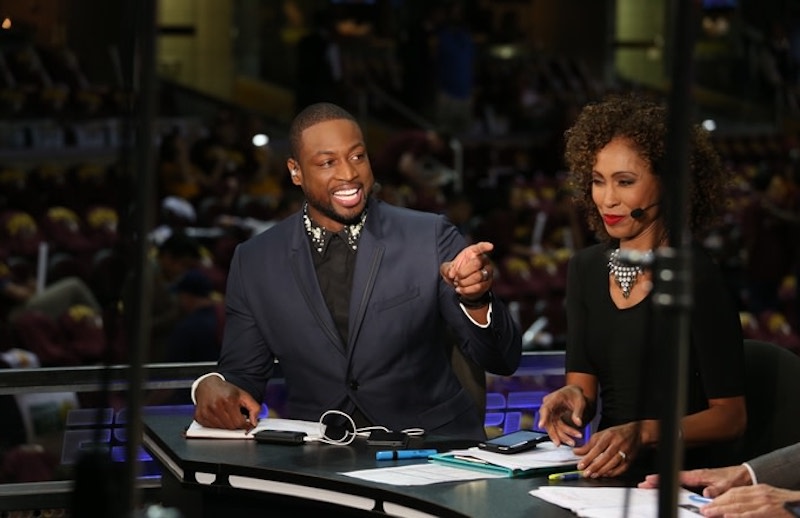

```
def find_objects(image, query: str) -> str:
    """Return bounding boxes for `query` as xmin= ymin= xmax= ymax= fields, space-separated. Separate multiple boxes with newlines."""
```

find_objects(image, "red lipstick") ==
xmin=603 ymin=214 xmax=625 ymax=226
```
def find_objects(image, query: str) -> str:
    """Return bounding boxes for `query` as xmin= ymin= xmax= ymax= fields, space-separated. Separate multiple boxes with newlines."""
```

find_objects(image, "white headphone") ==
xmin=291 ymin=168 xmax=298 ymax=177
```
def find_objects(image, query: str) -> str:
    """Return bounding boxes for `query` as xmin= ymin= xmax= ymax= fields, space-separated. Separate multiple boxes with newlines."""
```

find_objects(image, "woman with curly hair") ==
xmin=537 ymin=94 xmax=746 ymax=479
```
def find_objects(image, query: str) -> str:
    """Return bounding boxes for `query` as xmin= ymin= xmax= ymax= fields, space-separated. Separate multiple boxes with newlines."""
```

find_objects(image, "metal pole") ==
xmin=656 ymin=1 xmax=698 ymax=516
xmin=124 ymin=0 xmax=158 ymax=514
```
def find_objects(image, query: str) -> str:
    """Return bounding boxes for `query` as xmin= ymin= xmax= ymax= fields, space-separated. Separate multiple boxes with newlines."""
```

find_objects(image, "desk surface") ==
xmin=142 ymin=412 xmax=631 ymax=518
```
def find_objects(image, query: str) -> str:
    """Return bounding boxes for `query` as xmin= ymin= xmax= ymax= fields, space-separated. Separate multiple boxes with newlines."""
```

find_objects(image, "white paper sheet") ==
xmin=342 ymin=463 xmax=504 ymax=486
xmin=441 ymin=442 xmax=581 ymax=470
xmin=184 ymin=418 xmax=325 ymax=440
xmin=530 ymin=486 xmax=707 ymax=517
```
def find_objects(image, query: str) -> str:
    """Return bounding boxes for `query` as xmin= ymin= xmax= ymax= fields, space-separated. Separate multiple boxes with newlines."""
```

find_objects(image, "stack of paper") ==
xmin=184 ymin=418 xmax=325 ymax=440
xmin=530 ymin=486 xmax=707 ymax=517
xmin=429 ymin=442 xmax=581 ymax=478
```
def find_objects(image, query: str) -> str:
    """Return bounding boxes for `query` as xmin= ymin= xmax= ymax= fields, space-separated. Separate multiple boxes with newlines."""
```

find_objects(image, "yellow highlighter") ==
xmin=548 ymin=470 xmax=584 ymax=481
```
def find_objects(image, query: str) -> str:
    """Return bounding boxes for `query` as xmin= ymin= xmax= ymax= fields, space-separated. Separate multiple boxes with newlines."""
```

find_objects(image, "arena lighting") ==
xmin=2 ymin=18 xmax=11 ymax=30
xmin=489 ymin=44 xmax=521 ymax=60
xmin=702 ymin=119 xmax=717 ymax=131
xmin=252 ymin=133 xmax=269 ymax=147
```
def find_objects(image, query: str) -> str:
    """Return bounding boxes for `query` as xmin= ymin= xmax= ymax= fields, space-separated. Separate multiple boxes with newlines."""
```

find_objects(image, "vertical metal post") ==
xmin=656 ymin=1 xmax=698 ymax=516
xmin=124 ymin=0 xmax=158 ymax=514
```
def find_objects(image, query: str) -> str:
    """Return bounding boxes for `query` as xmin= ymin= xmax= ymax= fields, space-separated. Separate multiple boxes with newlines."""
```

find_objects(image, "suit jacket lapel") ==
xmin=347 ymin=202 xmax=384 ymax=352
xmin=288 ymin=215 xmax=345 ymax=354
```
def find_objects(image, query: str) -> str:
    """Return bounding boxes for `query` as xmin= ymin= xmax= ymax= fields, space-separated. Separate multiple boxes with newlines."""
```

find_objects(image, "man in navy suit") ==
xmin=192 ymin=102 xmax=522 ymax=439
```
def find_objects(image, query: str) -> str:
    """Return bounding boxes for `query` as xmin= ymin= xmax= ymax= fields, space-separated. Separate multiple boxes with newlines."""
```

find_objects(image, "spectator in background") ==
xmin=396 ymin=4 xmax=444 ymax=118
xmin=189 ymin=110 xmax=244 ymax=196
xmin=1 ymin=252 xmax=106 ymax=367
xmin=294 ymin=8 xmax=343 ymax=114
xmin=214 ymin=189 xmax=305 ymax=240
xmin=1 ymin=257 xmax=100 ymax=325
xmin=371 ymin=128 xmax=455 ymax=212
xmin=433 ymin=1 xmax=476 ymax=135
xmin=120 ymin=231 xmax=205 ymax=363
xmin=148 ymin=268 xmax=224 ymax=405
xmin=740 ymin=170 xmax=796 ymax=316
xmin=472 ymin=178 xmax=540 ymax=262
xmin=444 ymin=192 xmax=477 ymax=243
xmin=149 ymin=195 xmax=197 ymax=247
xmin=167 ymin=269 xmax=223 ymax=363
xmin=158 ymin=128 xmax=208 ymax=202
xmin=155 ymin=231 xmax=205 ymax=286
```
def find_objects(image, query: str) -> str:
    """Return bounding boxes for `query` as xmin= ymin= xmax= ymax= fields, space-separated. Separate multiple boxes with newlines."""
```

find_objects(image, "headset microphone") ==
xmin=630 ymin=202 xmax=659 ymax=220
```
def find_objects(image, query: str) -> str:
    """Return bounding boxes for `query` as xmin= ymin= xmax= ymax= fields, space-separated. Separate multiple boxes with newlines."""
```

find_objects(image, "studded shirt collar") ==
xmin=303 ymin=202 xmax=366 ymax=255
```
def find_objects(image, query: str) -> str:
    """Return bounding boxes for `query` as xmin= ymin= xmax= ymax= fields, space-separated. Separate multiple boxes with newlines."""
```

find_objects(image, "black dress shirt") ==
xmin=304 ymin=206 xmax=370 ymax=428
xmin=312 ymin=231 xmax=355 ymax=344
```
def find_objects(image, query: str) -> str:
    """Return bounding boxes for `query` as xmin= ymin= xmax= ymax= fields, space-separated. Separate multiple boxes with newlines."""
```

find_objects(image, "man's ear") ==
xmin=287 ymin=159 xmax=300 ymax=179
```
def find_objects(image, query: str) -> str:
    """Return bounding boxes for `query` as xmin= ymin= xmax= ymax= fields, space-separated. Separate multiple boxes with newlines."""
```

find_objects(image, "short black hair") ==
xmin=288 ymin=102 xmax=358 ymax=159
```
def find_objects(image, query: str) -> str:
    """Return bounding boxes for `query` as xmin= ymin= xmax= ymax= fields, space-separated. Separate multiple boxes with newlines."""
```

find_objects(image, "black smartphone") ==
xmin=366 ymin=430 xmax=408 ymax=447
xmin=253 ymin=429 xmax=307 ymax=445
xmin=785 ymin=501 xmax=800 ymax=518
xmin=477 ymin=430 xmax=550 ymax=454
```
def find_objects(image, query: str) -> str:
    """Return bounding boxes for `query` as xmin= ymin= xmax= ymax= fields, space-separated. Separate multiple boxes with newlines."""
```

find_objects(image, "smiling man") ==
xmin=192 ymin=102 xmax=521 ymax=440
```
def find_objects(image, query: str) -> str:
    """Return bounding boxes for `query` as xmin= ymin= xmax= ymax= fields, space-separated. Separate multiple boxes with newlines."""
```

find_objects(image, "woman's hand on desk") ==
xmin=573 ymin=423 xmax=642 ymax=478
xmin=194 ymin=375 xmax=261 ymax=431
xmin=538 ymin=385 xmax=587 ymax=447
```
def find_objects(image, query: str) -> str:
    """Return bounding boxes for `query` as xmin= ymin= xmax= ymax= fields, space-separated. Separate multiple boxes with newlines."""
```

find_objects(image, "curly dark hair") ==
xmin=563 ymin=94 xmax=728 ymax=242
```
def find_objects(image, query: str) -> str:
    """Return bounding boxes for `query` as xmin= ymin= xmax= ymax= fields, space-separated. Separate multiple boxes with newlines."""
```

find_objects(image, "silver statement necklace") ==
xmin=608 ymin=248 xmax=643 ymax=299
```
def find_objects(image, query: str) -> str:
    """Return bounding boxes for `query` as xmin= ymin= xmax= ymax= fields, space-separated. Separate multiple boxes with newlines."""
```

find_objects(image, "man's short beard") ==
xmin=307 ymin=192 xmax=370 ymax=226
xmin=318 ymin=204 xmax=364 ymax=226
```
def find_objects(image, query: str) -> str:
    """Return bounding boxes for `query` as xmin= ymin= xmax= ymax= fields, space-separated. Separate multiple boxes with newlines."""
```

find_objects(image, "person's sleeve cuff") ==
xmin=191 ymin=372 xmax=225 ymax=404
xmin=459 ymin=301 xmax=492 ymax=328
xmin=742 ymin=462 xmax=758 ymax=485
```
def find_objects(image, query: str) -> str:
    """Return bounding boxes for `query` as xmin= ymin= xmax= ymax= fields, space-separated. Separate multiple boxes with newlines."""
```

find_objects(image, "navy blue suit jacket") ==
xmin=218 ymin=199 xmax=522 ymax=438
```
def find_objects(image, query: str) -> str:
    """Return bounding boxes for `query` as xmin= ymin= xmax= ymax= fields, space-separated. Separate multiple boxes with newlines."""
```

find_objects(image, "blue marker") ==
xmin=689 ymin=494 xmax=713 ymax=505
xmin=376 ymin=449 xmax=437 ymax=461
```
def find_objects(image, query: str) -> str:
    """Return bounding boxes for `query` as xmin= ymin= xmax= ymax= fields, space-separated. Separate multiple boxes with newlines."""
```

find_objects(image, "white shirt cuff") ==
xmin=191 ymin=372 xmax=225 ymax=404
xmin=742 ymin=462 xmax=758 ymax=485
xmin=459 ymin=301 xmax=492 ymax=328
